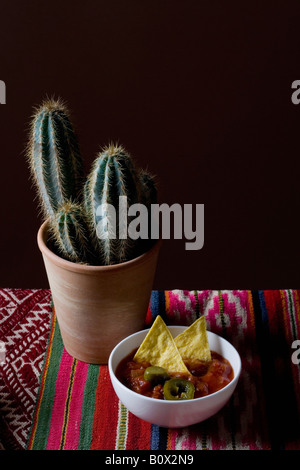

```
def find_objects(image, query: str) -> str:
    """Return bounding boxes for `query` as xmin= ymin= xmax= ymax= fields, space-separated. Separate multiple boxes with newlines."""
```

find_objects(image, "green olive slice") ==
xmin=163 ymin=378 xmax=195 ymax=400
xmin=144 ymin=366 xmax=170 ymax=384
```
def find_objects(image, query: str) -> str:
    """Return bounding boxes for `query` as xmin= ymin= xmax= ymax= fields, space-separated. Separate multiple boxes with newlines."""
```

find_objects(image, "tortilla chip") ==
xmin=133 ymin=315 xmax=190 ymax=374
xmin=174 ymin=316 xmax=211 ymax=362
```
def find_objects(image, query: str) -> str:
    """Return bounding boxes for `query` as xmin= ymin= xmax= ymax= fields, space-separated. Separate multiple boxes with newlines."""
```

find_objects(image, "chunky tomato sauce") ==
xmin=116 ymin=349 xmax=234 ymax=400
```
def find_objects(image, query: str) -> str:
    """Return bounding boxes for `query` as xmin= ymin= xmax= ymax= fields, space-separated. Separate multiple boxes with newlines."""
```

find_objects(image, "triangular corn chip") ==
xmin=174 ymin=316 xmax=211 ymax=362
xmin=133 ymin=315 xmax=190 ymax=374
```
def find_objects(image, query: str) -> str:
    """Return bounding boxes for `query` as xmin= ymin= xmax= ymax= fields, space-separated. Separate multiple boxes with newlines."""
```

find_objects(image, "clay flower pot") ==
xmin=37 ymin=220 xmax=161 ymax=364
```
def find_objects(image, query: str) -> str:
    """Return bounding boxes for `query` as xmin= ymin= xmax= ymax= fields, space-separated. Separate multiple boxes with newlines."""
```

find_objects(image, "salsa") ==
xmin=116 ymin=349 xmax=234 ymax=400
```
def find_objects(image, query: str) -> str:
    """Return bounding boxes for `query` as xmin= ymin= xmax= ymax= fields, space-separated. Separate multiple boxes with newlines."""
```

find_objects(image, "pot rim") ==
xmin=37 ymin=219 xmax=162 ymax=274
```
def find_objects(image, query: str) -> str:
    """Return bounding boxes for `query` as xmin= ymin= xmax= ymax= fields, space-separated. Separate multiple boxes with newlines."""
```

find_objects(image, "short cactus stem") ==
xmin=137 ymin=170 xmax=158 ymax=253
xmin=139 ymin=170 xmax=157 ymax=207
xmin=52 ymin=201 xmax=98 ymax=265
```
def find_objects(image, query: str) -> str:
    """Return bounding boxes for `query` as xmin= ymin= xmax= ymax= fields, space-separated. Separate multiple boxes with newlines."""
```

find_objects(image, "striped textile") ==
xmin=27 ymin=290 xmax=300 ymax=450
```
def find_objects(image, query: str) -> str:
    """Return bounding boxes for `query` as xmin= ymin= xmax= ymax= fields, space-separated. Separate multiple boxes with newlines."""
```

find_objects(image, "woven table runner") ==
xmin=0 ymin=288 xmax=52 ymax=450
xmin=26 ymin=290 xmax=300 ymax=450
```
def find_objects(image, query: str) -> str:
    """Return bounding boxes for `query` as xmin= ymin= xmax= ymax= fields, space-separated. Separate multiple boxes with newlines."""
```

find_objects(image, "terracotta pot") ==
xmin=37 ymin=220 xmax=161 ymax=364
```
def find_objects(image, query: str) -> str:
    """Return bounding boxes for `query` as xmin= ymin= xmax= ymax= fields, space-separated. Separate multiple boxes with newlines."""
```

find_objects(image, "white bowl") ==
xmin=108 ymin=325 xmax=241 ymax=428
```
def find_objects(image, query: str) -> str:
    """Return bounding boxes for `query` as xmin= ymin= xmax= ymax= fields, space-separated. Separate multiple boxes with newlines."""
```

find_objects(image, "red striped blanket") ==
xmin=24 ymin=289 xmax=300 ymax=450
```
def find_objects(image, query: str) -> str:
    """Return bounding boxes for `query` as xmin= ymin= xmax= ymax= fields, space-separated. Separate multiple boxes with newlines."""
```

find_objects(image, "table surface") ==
xmin=0 ymin=288 xmax=300 ymax=450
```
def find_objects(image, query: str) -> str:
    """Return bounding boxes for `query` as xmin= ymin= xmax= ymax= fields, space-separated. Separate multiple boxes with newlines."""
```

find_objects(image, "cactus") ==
xmin=51 ymin=201 xmax=99 ymax=265
xmin=138 ymin=169 xmax=157 ymax=252
xmin=28 ymin=99 xmax=158 ymax=266
xmin=139 ymin=169 xmax=157 ymax=206
xmin=84 ymin=144 xmax=143 ymax=265
xmin=27 ymin=98 xmax=84 ymax=219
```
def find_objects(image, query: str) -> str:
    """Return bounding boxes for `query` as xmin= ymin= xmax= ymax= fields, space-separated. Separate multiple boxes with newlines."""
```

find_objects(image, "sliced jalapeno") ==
xmin=144 ymin=366 xmax=170 ymax=384
xmin=163 ymin=378 xmax=195 ymax=400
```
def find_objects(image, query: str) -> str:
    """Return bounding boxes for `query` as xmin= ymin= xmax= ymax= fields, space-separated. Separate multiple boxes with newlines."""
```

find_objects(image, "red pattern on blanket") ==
xmin=0 ymin=289 xmax=51 ymax=450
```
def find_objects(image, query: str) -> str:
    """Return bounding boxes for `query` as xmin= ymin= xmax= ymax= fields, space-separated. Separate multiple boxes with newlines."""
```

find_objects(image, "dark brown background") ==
xmin=1 ymin=1 xmax=300 ymax=290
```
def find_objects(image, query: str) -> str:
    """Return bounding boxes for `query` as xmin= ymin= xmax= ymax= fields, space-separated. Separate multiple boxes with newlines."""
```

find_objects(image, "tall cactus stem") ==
xmin=27 ymin=98 xmax=84 ymax=220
